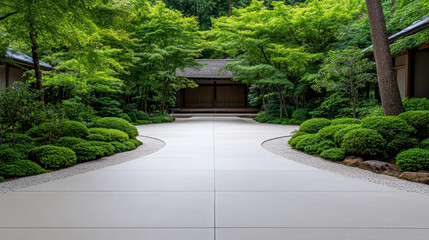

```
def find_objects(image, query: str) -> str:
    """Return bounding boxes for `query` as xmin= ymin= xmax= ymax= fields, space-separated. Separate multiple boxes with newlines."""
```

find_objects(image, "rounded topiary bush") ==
xmin=0 ymin=146 xmax=25 ymax=164
xmin=127 ymin=112 xmax=137 ymax=122
xmin=299 ymin=118 xmax=331 ymax=133
xmin=28 ymin=146 xmax=77 ymax=169
xmin=290 ymin=131 xmax=309 ymax=139
xmin=320 ymin=148 xmax=346 ymax=161
xmin=151 ymin=114 xmax=175 ymax=123
xmin=87 ymin=141 xmax=115 ymax=156
xmin=110 ymin=141 xmax=129 ymax=153
xmin=296 ymin=134 xmax=321 ymax=152
xmin=58 ymin=121 xmax=89 ymax=139
xmin=55 ymin=137 xmax=87 ymax=148
xmin=341 ymin=128 xmax=385 ymax=158
xmin=396 ymin=148 xmax=429 ymax=172
xmin=71 ymin=143 xmax=104 ymax=162
xmin=333 ymin=124 xmax=362 ymax=145
xmin=1 ymin=134 xmax=36 ymax=155
xmin=136 ymin=111 xmax=150 ymax=120
xmin=129 ymin=139 xmax=143 ymax=147
xmin=88 ymin=128 xmax=129 ymax=142
xmin=86 ymin=134 xmax=107 ymax=142
xmin=94 ymin=117 xmax=138 ymax=138
xmin=288 ymin=135 xmax=308 ymax=148
xmin=330 ymin=118 xmax=361 ymax=125
xmin=419 ymin=139 xmax=429 ymax=150
xmin=0 ymin=160 xmax=44 ymax=178
xmin=398 ymin=111 xmax=429 ymax=140
xmin=361 ymin=116 xmax=417 ymax=153
xmin=317 ymin=124 xmax=350 ymax=141
xmin=123 ymin=141 xmax=136 ymax=150
xmin=315 ymin=140 xmax=337 ymax=154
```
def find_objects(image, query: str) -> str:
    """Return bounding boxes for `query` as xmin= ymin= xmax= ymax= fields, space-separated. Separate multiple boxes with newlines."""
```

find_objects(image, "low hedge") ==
xmin=288 ymin=135 xmax=308 ymax=148
xmin=150 ymin=114 xmax=175 ymax=123
xmin=110 ymin=141 xmax=129 ymax=153
xmin=71 ymin=143 xmax=105 ymax=162
xmin=299 ymin=118 xmax=331 ymax=133
xmin=296 ymin=134 xmax=321 ymax=152
xmin=86 ymin=134 xmax=107 ymax=141
xmin=419 ymin=139 xmax=429 ymax=150
xmin=333 ymin=124 xmax=362 ymax=145
xmin=136 ymin=111 xmax=150 ymax=120
xmin=55 ymin=137 xmax=87 ymax=148
xmin=317 ymin=124 xmax=350 ymax=141
xmin=315 ymin=140 xmax=337 ymax=154
xmin=330 ymin=118 xmax=361 ymax=125
xmin=28 ymin=146 xmax=77 ymax=169
xmin=396 ymin=148 xmax=429 ymax=172
xmin=0 ymin=160 xmax=44 ymax=179
xmin=123 ymin=141 xmax=137 ymax=150
xmin=88 ymin=128 xmax=129 ymax=142
xmin=129 ymin=139 xmax=143 ymax=147
xmin=341 ymin=128 xmax=385 ymax=158
xmin=398 ymin=110 xmax=429 ymax=140
xmin=0 ymin=146 xmax=25 ymax=164
xmin=87 ymin=141 xmax=115 ymax=156
xmin=320 ymin=148 xmax=346 ymax=161
xmin=94 ymin=117 xmax=138 ymax=138
xmin=58 ymin=121 xmax=89 ymax=139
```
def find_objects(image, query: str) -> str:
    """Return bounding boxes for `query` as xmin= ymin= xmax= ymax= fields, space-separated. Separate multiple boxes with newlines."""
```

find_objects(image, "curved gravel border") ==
xmin=0 ymin=136 xmax=165 ymax=194
xmin=262 ymin=136 xmax=429 ymax=196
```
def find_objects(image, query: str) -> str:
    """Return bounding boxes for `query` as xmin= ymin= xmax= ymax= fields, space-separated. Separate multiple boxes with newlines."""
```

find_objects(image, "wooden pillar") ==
xmin=405 ymin=50 xmax=411 ymax=97
xmin=5 ymin=65 xmax=9 ymax=88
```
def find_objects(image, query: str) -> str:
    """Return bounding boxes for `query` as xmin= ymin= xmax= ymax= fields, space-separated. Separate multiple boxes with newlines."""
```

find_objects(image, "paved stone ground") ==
xmin=1 ymin=117 xmax=428 ymax=240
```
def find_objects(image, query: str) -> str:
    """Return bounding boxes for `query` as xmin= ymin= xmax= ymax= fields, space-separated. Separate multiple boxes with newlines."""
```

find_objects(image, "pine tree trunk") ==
xmin=228 ymin=0 xmax=232 ymax=17
xmin=365 ymin=0 xmax=404 ymax=116
xmin=29 ymin=25 xmax=44 ymax=102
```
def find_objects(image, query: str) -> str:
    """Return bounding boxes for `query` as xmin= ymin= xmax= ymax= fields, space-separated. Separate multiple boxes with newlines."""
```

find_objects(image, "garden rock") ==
xmin=343 ymin=156 xmax=363 ymax=167
xmin=399 ymin=172 xmax=429 ymax=184
xmin=359 ymin=160 xmax=400 ymax=175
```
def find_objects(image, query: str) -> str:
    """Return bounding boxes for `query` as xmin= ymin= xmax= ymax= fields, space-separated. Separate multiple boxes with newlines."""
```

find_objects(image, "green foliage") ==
xmin=290 ymin=131 xmax=309 ymax=139
xmin=62 ymin=98 xmax=97 ymax=123
xmin=123 ymin=141 xmax=137 ymax=150
xmin=0 ymin=146 xmax=25 ymax=164
xmin=304 ymin=139 xmax=336 ymax=155
xmin=288 ymin=134 xmax=308 ymax=148
xmin=320 ymin=148 xmax=346 ymax=162
xmin=402 ymin=98 xmax=429 ymax=111
xmin=295 ymin=134 xmax=321 ymax=152
xmin=398 ymin=111 xmax=429 ymax=140
xmin=0 ymin=134 xmax=36 ymax=155
xmin=0 ymin=160 xmax=44 ymax=179
xmin=71 ymin=143 xmax=104 ymax=162
xmin=58 ymin=121 xmax=89 ymax=139
xmin=87 ymin=141 xmax=115 ymax=156
xmin=299 ymin=118 xmax=331 ymax=133
xmin=150 ymin=114 xmax=175 ymax=123
xmin=419 ymin=139 xmax=429 ymax=150
xmin=341 ymin=128 xmax=385 ymax=158
xmin=0 ymin=176 xmax=3 ymax=182
xmin=317 ymin=124 xmax=351 ymax=141
xmin=291 ymin=109 xmax=308 ymax=121
xmin=136 ymin=111 xmax=150 ymax=120
xmin=55 ymin=137 xmax=87 ymax=148
xmin=127 ymin=112 xmax=137 ymax=123
xmin=86 ymin=134 xmax=107 ymax=142
xmin=331 ymin=118 xmax=361 ymax=125
xmin=333 ymin=124 xmax=362 ymax=145
xmin=110 ymin=141 xmax=129 ymax=153
xmin=94 ymin=117 xmax=138 ymax=138
xmin=396 ymin=148 xmax=429 ymax=172
xmin=119 ymin=113 xmax=132 ymax=123
xmin=88 ymin=128 xmax=129 ymax=142
xmin=361 ymin=116 xmax=417 ymax=153
xmin=28 ymin=146 xmax=77 ymax=169
xmin=129 ymin=139 xmax=143 ymax=147
xmin=90 ymin=97 xmax=123 ymax=118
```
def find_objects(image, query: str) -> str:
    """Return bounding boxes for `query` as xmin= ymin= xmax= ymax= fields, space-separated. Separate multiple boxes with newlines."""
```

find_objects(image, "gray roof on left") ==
xmin=5 ymin=48 xmax=55 ymax=70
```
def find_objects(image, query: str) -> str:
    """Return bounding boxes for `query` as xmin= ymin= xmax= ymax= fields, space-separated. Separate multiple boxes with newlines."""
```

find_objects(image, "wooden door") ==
xmin=184 ymin=86 xmax=214 ymax=108
xmin=216 ymin=85 xmax=246 ymax=108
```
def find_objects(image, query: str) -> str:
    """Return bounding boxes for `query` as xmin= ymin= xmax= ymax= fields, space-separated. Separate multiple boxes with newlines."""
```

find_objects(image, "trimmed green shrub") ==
xmin=288 ymin=135 xmax=308 ymax=148
xmin=0 ymin=176 xmax=3 ymax=182
xmin=0 ymin=134 xmax=36 ymax=156
xmin=299 ymin=118 xmax=331 ymax=133
xmin=398 ymin=111 xmax=429 ymax=140
xmin=333 ymin=124 xmax=362 ymax=145
xmin=402 ymin=97 xmax=429 ymax=111
xmin=330 ymin=118 xmax=361 ymax=125
xmin=318 ymin=124 xmax=350 ymax=141
xmin=150 ymin=114 xmax=175 ymax=123
xmin=315 ymin=140 xmax=337 ymax=154
xmin=87 ymin=141 xmax=115 ymax=156
xmin=123 ymin=141 xmax=136 ymax=150
xmin=267 ymin=118 xmax=284 ymax=124
xmin=88 ymin=128 xmax=129 ymax=142
xmin=136 ymin=111 xmax=150 ymax=120
xmin=28 ymin=146 xmax=77 ymax=169
xmin=396 ymin=148 xmax=429 ymax=172
xmin=1 ymin=133 xmax=35 ymax=146
xmin=94 ymin=117 xmax=138 ymax=138
xmin=55 ymin=137 xmax=87 ymax=148
xmin=127 ymin=112 xmax=138 ymax=123
xmin=320 ymin=148 xmax=346 ymax=161
xmin=361 ymin=116 xmax=417 ymax=153
xmin=135 ymin=120 xmax=152 ymax=125
xmin=292 ymin=108 xmax=308 ymax=121
xmin=341 ymin=128 xmax=385 ymax=158
xmin=0 ymin=160 xmax=44 ymax=178
xmin=71 ymin=143 xmax=105 ymax=162
xmin=110 ymin=141 xmax=129 ymax=153
xmin=58 ymin=121 xmax=89 ymax=139
xmin=290 ymin=131 xmax=309 ymax=139
xmin=129 ymin=139 xmax=143 ymax=147
xmin=296 ymin=134 xmax=321 ymax=152
xmin=419 ymin=139 xmax=429 ymax=150
xmin=86 ymin=134 xmax=107 ymax=141
xmin=0 ymin=146 xmax=25 ymax=164
xmin=119 ymin=113 xmax=132 ymax=123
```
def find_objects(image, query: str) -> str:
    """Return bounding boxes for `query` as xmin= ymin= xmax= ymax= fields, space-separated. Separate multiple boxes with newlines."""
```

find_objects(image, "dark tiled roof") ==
xmin=176 ymin=59 xmax=236 ymax=79
xmin=5 ymin=48 xmax=55 ymax=70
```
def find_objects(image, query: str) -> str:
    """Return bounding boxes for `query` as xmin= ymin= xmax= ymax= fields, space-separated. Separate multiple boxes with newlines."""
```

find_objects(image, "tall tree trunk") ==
xmin=161 ymin=79 xmax=170 ymax=114
xmin=391 ymin=0 xmax=396 ymax=13
xmin=29 ymin=25 xmax=44 ymax=102
xmin=365 ymin=0 xmax=404 ymax=116
xmin=228 ymin=0 xmax=233 ymax=17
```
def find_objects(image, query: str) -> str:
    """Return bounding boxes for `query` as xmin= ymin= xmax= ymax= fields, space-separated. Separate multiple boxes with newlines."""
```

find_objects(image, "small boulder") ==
xmin=343 ymin=156 xmax=363 ymax=167
xmin=359 ymin=160 xmax=399 ymax=175
xmin=399 ymin=172 xmax=429 ymax=184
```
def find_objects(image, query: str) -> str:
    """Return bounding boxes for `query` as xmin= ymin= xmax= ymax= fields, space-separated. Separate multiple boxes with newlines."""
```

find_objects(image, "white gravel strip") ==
xmin=0 ymin=136 xmax=165 ymax=194
xmin=262 ymin=136 xmax=429 ymax=196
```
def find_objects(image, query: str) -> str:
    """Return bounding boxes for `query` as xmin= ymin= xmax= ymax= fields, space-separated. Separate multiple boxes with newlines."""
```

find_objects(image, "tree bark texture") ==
xmin=228 ymin=0 xmax=232 ymax=17
xmin=365 ymin=0 xmax=404 ymax=116
xmin=29 ymin=25 xmax=44 ymax=102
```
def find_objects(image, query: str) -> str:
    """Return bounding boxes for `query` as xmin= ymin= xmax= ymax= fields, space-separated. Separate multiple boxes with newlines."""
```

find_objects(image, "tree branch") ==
xmin=0 ymin=12 xmax=18 ymax=21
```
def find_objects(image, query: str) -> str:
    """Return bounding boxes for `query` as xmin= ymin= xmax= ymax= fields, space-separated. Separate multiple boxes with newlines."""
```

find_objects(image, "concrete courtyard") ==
xmin=0 ymin=117 xmax=428 ymax=239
